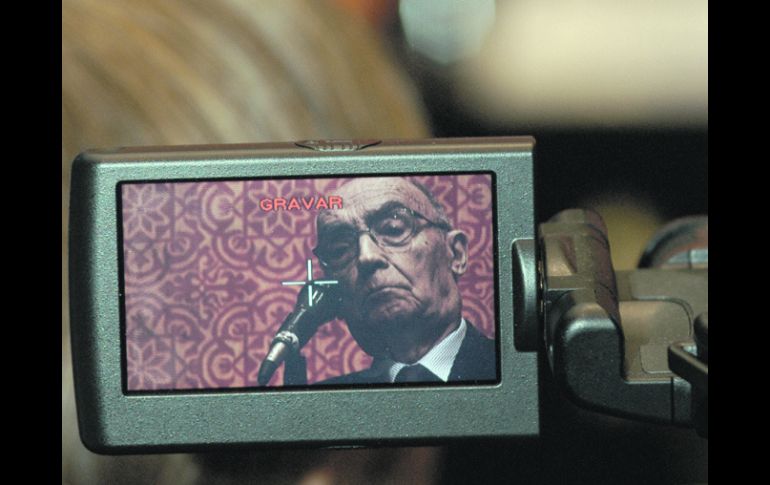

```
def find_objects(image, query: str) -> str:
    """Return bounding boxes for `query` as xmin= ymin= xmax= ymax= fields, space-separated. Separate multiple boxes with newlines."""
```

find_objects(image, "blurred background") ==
xmin=63 ymin=0 xmax=707 ymax=483
xmin=356 ymin=0 xmax=707 ymax=272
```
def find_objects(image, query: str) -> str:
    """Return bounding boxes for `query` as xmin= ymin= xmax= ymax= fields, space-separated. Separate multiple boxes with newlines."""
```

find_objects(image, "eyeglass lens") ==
xmin=316 ymin=208 xmax=422 ymax=268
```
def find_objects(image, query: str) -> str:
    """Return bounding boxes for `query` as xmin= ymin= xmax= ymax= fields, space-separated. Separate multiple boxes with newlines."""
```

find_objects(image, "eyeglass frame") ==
xmin=312 ymin=205 xmax=453 ymax=271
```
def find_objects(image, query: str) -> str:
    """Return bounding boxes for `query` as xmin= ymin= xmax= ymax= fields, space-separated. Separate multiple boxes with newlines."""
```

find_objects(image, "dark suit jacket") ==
xmin=316 ymin=321 xmax=497 ymax=385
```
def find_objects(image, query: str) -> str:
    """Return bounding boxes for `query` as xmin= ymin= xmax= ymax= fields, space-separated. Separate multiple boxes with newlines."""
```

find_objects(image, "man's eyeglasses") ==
xmin=313 ymin=206 xmax=451 ymax=270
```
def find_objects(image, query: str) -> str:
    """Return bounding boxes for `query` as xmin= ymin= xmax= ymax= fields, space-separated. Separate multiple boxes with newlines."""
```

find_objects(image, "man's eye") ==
xmin=323 ymin=241 xmax=354 ymax=259
xmin=374 ymin=215 xmax=409 ymax=238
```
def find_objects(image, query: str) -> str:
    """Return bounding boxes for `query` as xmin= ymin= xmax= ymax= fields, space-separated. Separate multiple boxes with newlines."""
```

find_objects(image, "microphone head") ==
xmin=295 ymin=280 xmax=341 ymax=322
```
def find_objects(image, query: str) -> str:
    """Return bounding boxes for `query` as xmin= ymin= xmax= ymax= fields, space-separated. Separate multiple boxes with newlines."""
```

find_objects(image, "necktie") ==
xmin=394 ymin=364 xmax=442 ymax=383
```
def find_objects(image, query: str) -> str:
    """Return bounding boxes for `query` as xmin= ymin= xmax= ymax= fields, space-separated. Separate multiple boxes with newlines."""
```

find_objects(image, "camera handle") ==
xmin=524 ymin=209 xmax=708 ymax=437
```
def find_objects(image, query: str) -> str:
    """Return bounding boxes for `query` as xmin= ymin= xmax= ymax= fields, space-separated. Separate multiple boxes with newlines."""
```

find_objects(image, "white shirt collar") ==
xmin=373 ymin=318 xmax=467 ymax=383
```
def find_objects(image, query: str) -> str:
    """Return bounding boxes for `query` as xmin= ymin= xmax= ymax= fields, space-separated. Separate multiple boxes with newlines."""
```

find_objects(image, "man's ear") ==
xmin=446 ymin=230 xmax=468 ymax=277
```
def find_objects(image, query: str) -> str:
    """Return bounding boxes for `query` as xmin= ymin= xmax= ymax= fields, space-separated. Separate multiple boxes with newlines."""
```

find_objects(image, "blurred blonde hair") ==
xmin=63 ymin=1 xmax=432 ymax=483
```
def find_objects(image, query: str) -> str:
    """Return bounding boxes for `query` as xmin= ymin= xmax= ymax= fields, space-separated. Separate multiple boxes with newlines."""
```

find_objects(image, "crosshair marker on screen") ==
xmin=282 ymin=259 xmax=338 ymax=306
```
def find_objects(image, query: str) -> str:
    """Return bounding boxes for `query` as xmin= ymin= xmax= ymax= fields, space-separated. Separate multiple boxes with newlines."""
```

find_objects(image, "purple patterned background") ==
xmin=122 ymin=174 xmax=495 ymax=390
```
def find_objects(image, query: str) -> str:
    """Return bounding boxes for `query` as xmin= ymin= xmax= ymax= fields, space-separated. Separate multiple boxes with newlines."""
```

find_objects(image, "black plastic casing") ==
xmin=69 ymin=137 xmax=539 ymax=453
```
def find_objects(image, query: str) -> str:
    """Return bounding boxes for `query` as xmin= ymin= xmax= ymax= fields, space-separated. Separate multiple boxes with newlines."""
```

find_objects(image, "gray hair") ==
xmin=409 ymin=179 xmax=452 ymax=228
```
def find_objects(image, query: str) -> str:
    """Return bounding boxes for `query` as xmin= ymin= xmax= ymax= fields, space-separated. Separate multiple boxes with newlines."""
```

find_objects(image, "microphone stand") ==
xmin=284 ymin=353 xmax=308 ymax=386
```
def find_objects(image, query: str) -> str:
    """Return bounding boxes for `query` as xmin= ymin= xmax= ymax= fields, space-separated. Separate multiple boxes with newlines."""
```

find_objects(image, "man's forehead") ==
xmin=318 ymin=178 xmax=433 ymax=225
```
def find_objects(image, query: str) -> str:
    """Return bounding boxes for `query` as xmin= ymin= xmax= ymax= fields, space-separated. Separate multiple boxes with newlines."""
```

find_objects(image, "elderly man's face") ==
xmin=315 ymin=178 xmax=467 ymax=359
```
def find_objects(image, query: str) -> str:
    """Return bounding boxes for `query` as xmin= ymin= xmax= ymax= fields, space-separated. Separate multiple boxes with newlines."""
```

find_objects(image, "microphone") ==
xmin=257 ymin=281 xmax=340 ymax=386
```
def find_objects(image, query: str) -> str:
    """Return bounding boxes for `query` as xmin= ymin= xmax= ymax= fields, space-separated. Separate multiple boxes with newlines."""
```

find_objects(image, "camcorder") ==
xmin=68 ymin=137 xmax=708 ymax=454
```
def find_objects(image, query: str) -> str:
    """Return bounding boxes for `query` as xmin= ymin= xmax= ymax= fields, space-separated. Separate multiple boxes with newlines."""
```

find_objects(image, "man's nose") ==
xmin=357 ymin=232 xmax=388 ymax=269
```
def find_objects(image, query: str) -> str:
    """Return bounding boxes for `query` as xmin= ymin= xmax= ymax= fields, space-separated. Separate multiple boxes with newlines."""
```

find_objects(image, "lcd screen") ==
xmin=119 ymin=174 xmax=498 ymax=391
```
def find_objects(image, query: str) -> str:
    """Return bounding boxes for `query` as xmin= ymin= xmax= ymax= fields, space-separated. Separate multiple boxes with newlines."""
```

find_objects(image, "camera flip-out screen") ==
xmin=120 ymin=174 xmax=498 ymax=392
xmin=70 ymin=137 xmax=539 ymax=453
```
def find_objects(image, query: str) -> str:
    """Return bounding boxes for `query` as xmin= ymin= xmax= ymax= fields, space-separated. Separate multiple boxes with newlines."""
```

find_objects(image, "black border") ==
xmin=116 ymin=171 xmax=501 ymax=396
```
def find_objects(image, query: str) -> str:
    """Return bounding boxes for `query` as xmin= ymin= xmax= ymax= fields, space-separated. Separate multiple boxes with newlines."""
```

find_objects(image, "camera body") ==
xmin=69 ymin=137 xmax=540 ymax=453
